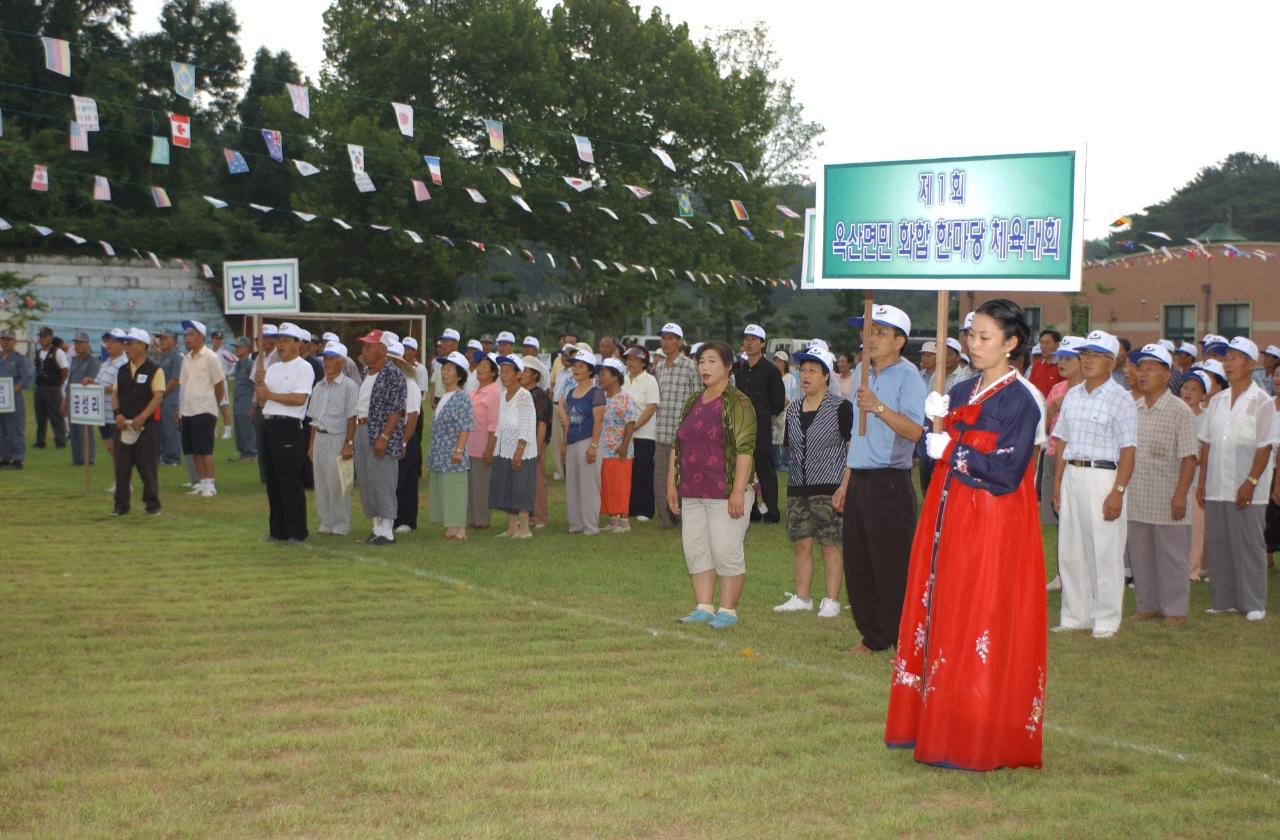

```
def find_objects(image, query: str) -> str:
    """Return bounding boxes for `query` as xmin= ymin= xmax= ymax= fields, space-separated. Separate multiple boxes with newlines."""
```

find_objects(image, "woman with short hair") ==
xmin=598 ymin=358 xmax=638 ymax=532
xmin=668 ymin=341 xmax=757 ymax=628
xmin=519 ymin=356 xmax=553 ymax=528
xmin=428 ymin=351 xmax=474 ymax=541
xmin=561 ymin=350 xmax=606 ymax=534
xmin=489 ymin=355 xmax=538 ymax=539
xmin=466 ymin=355 xmax=501 ymax=529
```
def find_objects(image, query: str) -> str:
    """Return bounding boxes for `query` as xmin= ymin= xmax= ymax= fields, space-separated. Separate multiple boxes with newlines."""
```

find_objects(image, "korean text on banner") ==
xmin=223 ymin=258 xmax=301 ymax=315
xmin=69 ymin=384 xmax=107 ymax=425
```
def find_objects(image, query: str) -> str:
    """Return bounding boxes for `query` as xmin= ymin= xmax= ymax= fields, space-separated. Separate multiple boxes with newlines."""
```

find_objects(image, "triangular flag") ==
xmin=147 ymin=251 xmax=162 ymax=269
xmin=99 ymin=241 xmax=115 ymax=256
xmin=497 ymin=166 xmax=522 ymax=188
xmin=651 ymin=146 xmax=675 ymax=172
xmin=572 ymin=134 xmax=594 ymax=164
xmin=436 ymin=235 xmax=454 ymax=247
xmin=412 ymin=179 xmax=431 ymax=201
xmin=672 ymin=217 xmax=692 ymax=229
xmin=511 ymin=196 xmax=532 ymax=213
xmin=370 ymin=225 xmax=391 ymax=232
xmin=223 ymin=148 xmax=249 ymax=174
xmin=151 ymin=136 xmax=170 ymax=165
xmin=598 ymin=207 xmax=618 ymax=221
xmin=68 ymin=122 xmax=88 ymax=152
xmin=354 ymin=172 xmax=376 ymax=193
xmin=613 ymin=262 xmax=627 ymax=273
xmin=639 ymin=213 xmax=657 ymax=225
xmin=423 ymin=155 xmax=442 ymax=185
xmin=42 ymin=37 xmax=71 ymax=77
xmin=624 ymin=185 xmax=652 ymax=199
xmin=249 ymin=204 xmax=273 ymax=214
xmin=30 ymin=224 xmax=53 ymax=236
xmin=768 ymin=229 xmax=785 ymax=238
xmin=199 ymin=264 xmax=213 ymax=279
xmin=292 ymin=159 xmax=320 ymax=176
xmin=466 ymin=188 xmax=487 ymax=204
xmin=483 ymin=119 xmax=504 ymax=152
xmin=563 ymin=176 xmax=591 ymax=192
xmin=405 ymin=230 xmax=423 ymax=244
xmin=171 ymin=61 xmax=195 ymax=100
xmin=776 ymin=204 xmax=801 ymax=219
xmin=169 ymin=113 xmax=191 ymax=148
xmin=547 ymin=253 xmax=556 ymax=268
xmin=202 ymin=195 xmax=227 ymax=208
xmin=592 ymin=259 xmax=608 ymax=270
xmin=729 ymin=200 xmax=749 ymax=221
xmin=92 ymin=176 xmax=111 ymax=201
xmin=261 ymin=129 xmax=283 ymax=162
xmin=707 ymin=222 xmax=724 ymax=235
xmin=151 ymin=187 xmax=172 ymax=208
xmin=64 ymin=233 xmax=86 ymax=245
xmin=332 ymin=218 xmax=352 ymax=230
xmin=391 ymin=102 xmax=414 ymax=137
xmin=469 ymin=241 xmax=486 ymax=252
xmin=727 ymin=161 xmax=748 ymax=181
xmin=294 ymin=211 xmax=317 ymax=222
xmin=348 ymin=144 xmax=365 ymax=174
xmin=684 ymin=270 xmax=696 ymax=282
xmin=30 ymin=164 xmax=48 ymax=192
xmin=494 ymin=245 xmax=513 ymax=256
xmin=738 ymin=226 xmax=754 ymax=240
xmin=570 ymin=257 xmax=581 ymax=269
xmin=287 ymin=83 xmax=310 ymax=118
xmin=71 ymin=95 xmax=99 ymax=131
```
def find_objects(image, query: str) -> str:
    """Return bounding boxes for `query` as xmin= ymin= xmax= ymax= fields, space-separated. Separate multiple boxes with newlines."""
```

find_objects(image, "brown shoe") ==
xmin=1129 ymin=611 xmax=1161 ymax=622
xmin=1162 ymin=616 xmax=1185 ymax=626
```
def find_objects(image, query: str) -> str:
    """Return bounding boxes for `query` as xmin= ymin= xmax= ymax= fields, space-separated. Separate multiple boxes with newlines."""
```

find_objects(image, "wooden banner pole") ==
xmin=934 ymin=291 xmax=949 ymax=434
xmin=857 ymin=290 xmax=874 ymax=436
xmin=82 ymin=424 xmax=91 ymax=492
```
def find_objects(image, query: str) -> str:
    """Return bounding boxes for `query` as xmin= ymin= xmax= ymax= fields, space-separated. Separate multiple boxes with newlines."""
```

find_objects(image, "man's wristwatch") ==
xmin=875 ymin=403 xmax=886 ymax=416
xmin=345 ymin=439 xmax=354 ymax=446
xmin=1248 ymin=476 xmax=1260 ymax=487
xmin=1114 ymin=484 xmax=1127 ymax=495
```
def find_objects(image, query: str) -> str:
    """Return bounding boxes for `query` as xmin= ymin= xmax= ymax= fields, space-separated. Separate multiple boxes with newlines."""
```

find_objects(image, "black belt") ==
xmin=1066 ymin=459 xmax=1117 ymax=470
xmin=848 ymin=467 xmax=911 ymax=475
xmin=314 ymin=428 xmax=344 ymax=435
xmin=264 ymin=415 xmax=303 ymax=422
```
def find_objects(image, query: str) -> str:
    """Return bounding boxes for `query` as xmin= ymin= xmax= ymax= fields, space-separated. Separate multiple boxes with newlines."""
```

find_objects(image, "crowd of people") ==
xmin=6 ymin=301 xmax=1279 ymax=771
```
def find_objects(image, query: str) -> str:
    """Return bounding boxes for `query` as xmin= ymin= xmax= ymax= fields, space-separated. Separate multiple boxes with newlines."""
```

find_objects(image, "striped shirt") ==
xmin=307 ymin=373 xmax=358 ymax=434
xmin=654 ymin=353 xmax=698 ymax=445
xmin=1053 ymin=378 xmax=1137 ymax=462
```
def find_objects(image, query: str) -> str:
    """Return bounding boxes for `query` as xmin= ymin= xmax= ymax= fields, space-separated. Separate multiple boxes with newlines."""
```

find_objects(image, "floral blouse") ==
xmin=427 ymin=390 xmax=475 ymax=473
xmin=600 ymin=391 xmax=638 ymax=458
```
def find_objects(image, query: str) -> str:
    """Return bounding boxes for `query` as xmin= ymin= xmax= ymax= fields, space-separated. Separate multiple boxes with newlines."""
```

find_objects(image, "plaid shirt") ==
xmin=1128 ymin=391 xmax=1199 ymax=524
xmin=654 ymin=352 xmax=698 ymax=445
xmin=1053 ymin=378 xmax=1137 ymax=462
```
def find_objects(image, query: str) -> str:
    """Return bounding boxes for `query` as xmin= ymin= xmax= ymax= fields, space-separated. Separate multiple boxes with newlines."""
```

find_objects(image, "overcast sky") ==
xmin=132 ymin=0 xmax=1280 ymax=240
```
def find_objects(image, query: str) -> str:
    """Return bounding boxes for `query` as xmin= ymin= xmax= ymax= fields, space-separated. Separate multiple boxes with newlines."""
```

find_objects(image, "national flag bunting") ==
xmin=727 ymin=161 xmax=748 ymax=181
xmin=169 ymin=113 xmax=191 ymax=148
xmin=412 ymin=179 xmax=431 ymax=202
xmin=639 ymin=213 xmax=657 ymax=225
xmin=672 ymin=217 xmax=692 ymax=229
xmin=294 ymin=211 xmax=317 ymax=222
xmin=1110 ymin=215 xmax=1131 ymax=228
xmin=292 ymin=159 xmax=320 ymax=176
xmin=556 ymin=201 xmax=571 ymax=213
xmin=651 ymin=146 xmax=676 ymax=172
xmin=68 ymin=122 xmax=88 ymax=152
xmin=202 ymin=196 xmax=227 ymax=208
xmin=423 ymin=155 xmax=442 ymax=185
xmin=151 ymin=187 xmax=172 ymax=208
xmin=1147 ymin=231 xmax=1171 ymax=241
xmin=354 ymin=172 xmax=376 ymax=193
xmin=171 ymin=62 xmax=195 ymax=100
xmin=287 ymin=84 xmax=310 ymax=118
xmin=223 ymin=148 xmax=249 ymax=174
xmin=332 ymin=218 xmax=352 ymax=230
xmin=573 ymin=134 xmax=594 ymax=164
xmin=30 ymin=164 xmax=48 ymax=192
xmin=776 ymin=204 xmax=801 ymax=219
xmin=598 ymin=207 xmax=618 ymax=221
xmin=71 ymin=95 xmax=99 ymax=131
xmin=100 ymin=241 xmax=115 ymax=256
xmin=729 ymin=199 xmax=749 ymax=221
xmin=92 ymin=176 xmax=110 ymax=201
xmin=738 ymin=226 xmax=753 ymax=240
xmin=497 ymin=167 xmax=522 ymax=188
xmin=64 ymin=233 xmax=86 ymax=245
xmin=511 ymin=196 xmax=532 ymax=213
xmin=466 ymin=188 xmax=486 ymax=204
xmin=347 ymin=144 xmax=365 ymax=174
xmin=392 ymin=102 xmax=413 ymax=137
xmin=30 ymin=224 xmax=53 ymax=236
xmin=563 ymin=176 xmax=591 ymax=192
xmin=707 ymin=222 xmax=725 ymax=235
xmin=624 ymin=185 xmax=652 ymax=199
xmin=261 ymin=129 xmax=283 ymax=162
xmin=249 ymin=203 xmax=272 ymax=213
xmin=483 ymin=119 xmax=504 ymax=152
xmin=405 ymin=230 xmax=423 ymax=244
xmin=676 ymin=193 xmax=693 ymax=218
xmin=42 ymin=37 xmax=71 ymax=77
xmin=151 ymin=136 xmax=170 ymax=165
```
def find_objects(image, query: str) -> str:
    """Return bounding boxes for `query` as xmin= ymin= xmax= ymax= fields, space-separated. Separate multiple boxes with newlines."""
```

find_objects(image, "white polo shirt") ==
xmin=623 ymin=369 xmax=660 ymax=442
xmin=1198 ymin=381 xmax=1276 ymax=504
xmin=262 ymin=357 xmax=314 ymax=419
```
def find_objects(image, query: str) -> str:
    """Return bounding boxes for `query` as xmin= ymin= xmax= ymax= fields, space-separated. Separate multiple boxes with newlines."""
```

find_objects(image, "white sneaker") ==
xmin=188 ymin=485 xmax=204 ymax=495
xmin=1046 ymin=575 xmax=1062 ymax=591
xmin=1246 ymin=610 xmax=1266 ymax=621
xmin=105 ymin=483 xmax=116 ymax=494
xmin=773 ymin=593 xmax=813 ymax=612
xmin=635 ymin=515 xmax=650 ymax=523
xmin=1092 ymin=629 xmax=1117 ymax=639
xmin=199 ymin=484 xmax=216 ymax=497
xmin=817 ymin=598 xmax=841 ymax=618
xmin=222 ymin=427 xmax=233 ymax=440
xmin=1205 ymin=607 xmax=1239 ymax=615
xmin=394 ymin=524 xmax=412 ymax=533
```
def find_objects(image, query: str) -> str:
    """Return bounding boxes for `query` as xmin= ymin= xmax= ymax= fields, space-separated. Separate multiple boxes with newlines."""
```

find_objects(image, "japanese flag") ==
xmin=392 ymin=102 xmax=414 ymax=137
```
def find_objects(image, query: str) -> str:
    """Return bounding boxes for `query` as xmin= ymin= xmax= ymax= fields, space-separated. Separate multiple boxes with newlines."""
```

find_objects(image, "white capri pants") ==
xmin=681 ymin=488 xmax=754 ymax=577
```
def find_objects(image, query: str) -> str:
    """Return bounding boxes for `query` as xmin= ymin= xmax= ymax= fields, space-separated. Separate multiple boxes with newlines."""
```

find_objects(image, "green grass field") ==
xmin=2 ymin=418 xmax=1279 ymax=838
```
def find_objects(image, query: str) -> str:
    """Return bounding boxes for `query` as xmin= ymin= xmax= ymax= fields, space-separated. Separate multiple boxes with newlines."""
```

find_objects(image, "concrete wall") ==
xmin=0 ymin=255 xmax=232 ymax=344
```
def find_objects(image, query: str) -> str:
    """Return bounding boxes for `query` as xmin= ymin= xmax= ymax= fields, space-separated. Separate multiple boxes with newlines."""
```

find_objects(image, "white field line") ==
xmin=308 ymin=545 xmax=1279 ymax=788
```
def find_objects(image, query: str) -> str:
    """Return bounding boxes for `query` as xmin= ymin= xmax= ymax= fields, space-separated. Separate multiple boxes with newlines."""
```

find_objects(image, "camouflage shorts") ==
xmin=786 ymin=494 xmax=843 ymax=546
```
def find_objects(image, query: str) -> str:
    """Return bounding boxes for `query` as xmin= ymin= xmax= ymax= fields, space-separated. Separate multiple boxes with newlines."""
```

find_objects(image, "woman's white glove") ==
xmin=924 ymin=391 xmax=950 ymax=421
xmin=925 ymin=431 xmax=952 ymax=460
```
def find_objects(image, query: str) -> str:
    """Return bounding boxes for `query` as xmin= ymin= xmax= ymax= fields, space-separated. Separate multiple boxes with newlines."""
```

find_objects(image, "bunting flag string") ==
xmin=172 ymin=61 xmax=196 ymax=100
xmin=483 ymin=119 xmax=504 ymax=152
xmin=41 ymin=36 xmax=70 ymax=77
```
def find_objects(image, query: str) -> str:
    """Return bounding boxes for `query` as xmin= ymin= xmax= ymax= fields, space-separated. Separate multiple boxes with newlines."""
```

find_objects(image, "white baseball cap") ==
xmin=961 ymin=311 xmax=975 ymax=332
xmin=772 ymin=350 xmax=789 ymax=362
xmin=1056 ymin=336 xmax=1083 ymax=358
xmin=945 ymin=337 xmax=962 ymax=353
xmin=180 ymin=319 xmax=207 ymax=337
xmin=442 ymin=350 xmax=470 ymax=372
xmin=123 ymin=327 xmax=151 ymax=344
xmin=382 ymin=330 xmax=400 ymax=345
xmin=660 ymin=322 xmax=684 ymax=338
xmin=600 ymin=357 xmax=626 ymax=378
xmin=437 ymin=327 xmax=460 ymax=342
xmin=496 ymin=331 xmax=516 ymax=344
xmin=402 ymin=336 xmax=419 ymax=350
xmin=1129 ymin=343 xmax=1172 ymax=368
xmin=794 ymin=347 xmax=835 ymax=373
xmin=261 ymin=324 xmax=278 ymax=337
xmin=277 ymin=322 xmax=309 ymax=341
xmin=322 ymin=341 xmax=348 ymax=358
xmin=1157 ymin=339 xmax=1176 ymax=353
xmin=920 ymin=340 xmax=937 ymax=354
xmin=743 ymin=324 xmax=766 ymax=340
xmin=1177 ymin=342 xmax=1198 ymax=358
xmin=1227 ymin=336 xmax=1259 ymax=360
xmin=808 ymin=338 xmax=830 ymax=353
xmin=1263 ymin=344 xmax=1280 ymax=359
xmin=572 ymin=350 xmax=599 ymax=368
xmin=522 ymin=335 xmax=540 ymax=350
xmin=467 ymin=339 xmax=483 ymax=351
xmin=1076 ymin=329 xmax=1120 ymax=357
xmin=322 ymin=331 xmax=340 ymax=343
xmin=849 ymin=304 xmax=911 ymax=336
xmin=689 ymin=342 xmax=704 ymax=356
xmin=1193 ymin=358 xmax=1227 ymax=385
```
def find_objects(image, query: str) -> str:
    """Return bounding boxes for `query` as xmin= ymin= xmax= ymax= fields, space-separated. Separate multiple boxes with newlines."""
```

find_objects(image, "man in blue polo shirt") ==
xmin=832 ymin=304 xmax=927 ymax=654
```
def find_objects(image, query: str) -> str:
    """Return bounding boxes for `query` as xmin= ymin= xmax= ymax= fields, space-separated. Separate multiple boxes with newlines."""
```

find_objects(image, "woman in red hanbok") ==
xmin=885 ymin=299 xmax=1047 ymax=771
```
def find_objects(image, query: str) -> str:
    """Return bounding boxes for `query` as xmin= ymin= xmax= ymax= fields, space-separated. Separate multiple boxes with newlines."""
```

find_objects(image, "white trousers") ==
xmin=1058 ymin=464 xmax=1128 ymax=634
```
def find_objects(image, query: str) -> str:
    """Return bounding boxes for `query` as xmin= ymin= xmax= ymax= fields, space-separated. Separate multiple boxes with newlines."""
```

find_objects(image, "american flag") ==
xmin=69 ymin=121 xmax=88 ymax=152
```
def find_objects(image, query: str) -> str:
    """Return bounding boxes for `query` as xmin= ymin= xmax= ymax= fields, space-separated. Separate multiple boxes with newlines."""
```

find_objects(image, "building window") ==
xmin=1164 ymin=304 xmax=1196 ymax=343
xmin=1023 ymin=306 xmax=1042 ymax=336
xmin=1217 ymin=303 xmax=1251 ymax=340
xmin=1069 ymin=301 xmax=1091 ymax=336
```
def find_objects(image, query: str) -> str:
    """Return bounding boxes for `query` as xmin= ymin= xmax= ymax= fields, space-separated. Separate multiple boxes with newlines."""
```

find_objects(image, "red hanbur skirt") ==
xmin=600 ymin=457 xmax=633 ymax=516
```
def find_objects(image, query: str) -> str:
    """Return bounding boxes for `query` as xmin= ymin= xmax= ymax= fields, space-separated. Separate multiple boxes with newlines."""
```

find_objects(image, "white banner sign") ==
xmin=223 ymin=258 xmax=301 ymax=315
xmin=0 ymin=377 xmax=13 ymax=414
xmin=69 ymin=384 xmax=107 ymax=425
